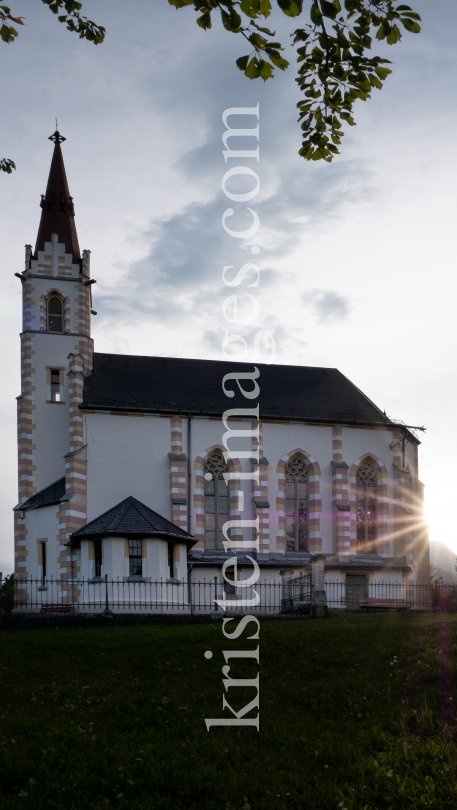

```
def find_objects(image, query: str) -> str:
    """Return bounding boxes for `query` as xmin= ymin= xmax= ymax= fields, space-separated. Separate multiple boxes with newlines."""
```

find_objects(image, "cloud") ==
xmin=95 ymin=150 xmax=376 ymax=336
xmin=305 ymin=289 xmax=351 ymax=323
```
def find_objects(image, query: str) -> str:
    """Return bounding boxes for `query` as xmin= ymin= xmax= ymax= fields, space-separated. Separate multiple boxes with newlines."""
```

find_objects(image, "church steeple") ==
xmin=34 ymin=130 xmax=81 ymax=262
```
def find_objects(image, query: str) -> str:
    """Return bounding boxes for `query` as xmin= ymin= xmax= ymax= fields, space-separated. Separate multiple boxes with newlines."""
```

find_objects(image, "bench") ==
xmin=359 ymin=597 xmax=408 ymax=611
xmin=40 ymin=604 xmax=72 ymax=614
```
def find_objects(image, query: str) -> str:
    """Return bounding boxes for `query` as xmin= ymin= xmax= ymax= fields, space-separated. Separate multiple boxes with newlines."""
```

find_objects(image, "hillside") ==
xmin=429 ymin=540 xmax=457 ymax=584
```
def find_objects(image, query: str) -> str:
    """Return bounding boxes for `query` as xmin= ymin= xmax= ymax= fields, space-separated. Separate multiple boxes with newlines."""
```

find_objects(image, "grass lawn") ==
xmin=1 ymin=613 xmax=457 ymax=809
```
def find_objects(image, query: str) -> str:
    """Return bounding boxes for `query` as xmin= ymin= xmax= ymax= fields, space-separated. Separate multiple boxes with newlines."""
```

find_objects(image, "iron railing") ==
xmin=4 ymin=574 xmax=457 ymax=615
xmin=9 ymin=576 xmax=293 ymax=615
xmin=324 ymin=580 xmax=457 ymax=612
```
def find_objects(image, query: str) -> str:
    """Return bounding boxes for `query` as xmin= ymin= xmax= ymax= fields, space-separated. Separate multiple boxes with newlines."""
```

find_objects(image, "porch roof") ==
xmin=188 ymin=549 xmax=411 ymax=570
xmin=13 ymin=477 xmax=66 ymax=512
xmin=67 ymin=496 xmax=197 ymax=548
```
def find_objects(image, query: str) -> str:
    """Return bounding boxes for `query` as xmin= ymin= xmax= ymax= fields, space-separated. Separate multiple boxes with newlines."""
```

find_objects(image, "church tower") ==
xmin=14 ymin=131 xmax=94 ymax=585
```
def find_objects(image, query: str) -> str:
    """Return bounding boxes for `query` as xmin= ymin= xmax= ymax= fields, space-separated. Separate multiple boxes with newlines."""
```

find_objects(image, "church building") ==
xmin=13 ymin=133 xmax=430 ymax=609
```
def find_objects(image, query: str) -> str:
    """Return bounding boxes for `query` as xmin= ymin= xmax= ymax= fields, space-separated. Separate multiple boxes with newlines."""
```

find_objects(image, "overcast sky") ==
xmin=0 ymin=0 xmax=455 ymax=573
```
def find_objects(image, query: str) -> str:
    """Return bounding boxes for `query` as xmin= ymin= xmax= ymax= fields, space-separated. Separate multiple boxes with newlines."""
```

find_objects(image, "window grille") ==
xmin=128 ymin=538 xmax=142 ymax=576
xmin=47 ymin=295 xmax=63 ymax=333
xmin=94 ymin=539 xmax=102 ymax=578
xmin=356 ymin=461 xmax=376 ymax=552
xmin=285 ymin=457 xmax=308 ymax=552
xmin=224 ymin=580 xmax=236 ymax=595
xmin=204 ymin=453 xmax=228 ymax=550
xmin=223 ymin=567 xmax=237 ymax=595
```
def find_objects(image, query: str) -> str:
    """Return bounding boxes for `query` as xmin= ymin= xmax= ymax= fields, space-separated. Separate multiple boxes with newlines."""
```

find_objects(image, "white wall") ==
xmin=84 ymin=412 xmax=171 ymax=520
xmin=32 ymin=332 xmax=77 ymax=490
xmin=24 ymin=503 xmax=60 ymax=579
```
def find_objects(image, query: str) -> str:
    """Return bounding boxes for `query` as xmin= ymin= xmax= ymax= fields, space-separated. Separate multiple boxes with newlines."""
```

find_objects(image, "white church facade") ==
xmin=12 ymin=133 xmax=430 ymax=611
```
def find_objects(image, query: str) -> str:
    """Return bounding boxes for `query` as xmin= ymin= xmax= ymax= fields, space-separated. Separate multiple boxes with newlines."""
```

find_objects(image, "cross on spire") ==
xmin=49 ymin=129 xmax=66 ymax=145
xmin=34 ymin=129 xmax=80 ymax=261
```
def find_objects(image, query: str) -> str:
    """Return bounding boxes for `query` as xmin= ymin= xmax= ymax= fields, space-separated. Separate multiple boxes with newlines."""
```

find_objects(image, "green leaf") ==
xmin=259 ymin=0 xmax=273 ymax=15
xmin=375 ymin=66 xmax=392 ymax=80
xmin=309 ymin=3 xmax=322 ymax=25
xmin=240 ymin=0 xmax=260 ymax=16
xmin=258 ymin=59 xmax=274 ymax=80
xmin=386 ymin=25 xmax=401 ymax=45
xmin=277 ymin=0 xmax=303 ymax=18
xmin=400 ymin=18 xmax=420 ymax=34
xmin=0 ymin=157 xmax=16 ymax=173
xmin=196 ymin=12 xmax=212 ymax=29
xmin=221 ymin=8 xmax=242 ymax=31
xmin=248 ymin=31 xmax=267 ymax=49
xmin=268 ymin=52 xmax=289 ymax=69
xmin=368 ymin=73 xmax=382 ymax=90
xmin=245 ymin=56 xmax=261 ymax=78
xmin=236 ymin=54 xmax=250 ymax=71
xmin=320 ymin=1 xmax=338 ymax=20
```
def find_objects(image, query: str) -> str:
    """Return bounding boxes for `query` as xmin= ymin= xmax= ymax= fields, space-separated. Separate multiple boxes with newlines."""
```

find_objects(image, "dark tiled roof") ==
xmin=34 ymin=139 xmax=81 ymax=261
xmin=70 ymin=496 xmax=196 ymax=546
xmin=82 ymin=354 xmax=392 ymax=426
xmin=189 ymin=549 xmax=314 ymax=567
xmin=14 ymin=477 xmax=66 ymax=512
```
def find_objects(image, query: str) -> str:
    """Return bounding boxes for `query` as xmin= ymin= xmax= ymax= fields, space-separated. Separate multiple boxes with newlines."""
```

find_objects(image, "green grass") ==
xmin=1 ymin=613 xmax=457 ymax=809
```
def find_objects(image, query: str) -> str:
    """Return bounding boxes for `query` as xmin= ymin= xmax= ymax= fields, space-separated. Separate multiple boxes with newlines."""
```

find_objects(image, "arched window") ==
xmin=47 ymin=295 xmax=63 ymax=333
xmin=356 ymin=460 xmax=376 ymax=552
xmin=204 ymin=453 xmax=228 ymax=549
xmin=285 ymin=457 xmax=308 ymax=552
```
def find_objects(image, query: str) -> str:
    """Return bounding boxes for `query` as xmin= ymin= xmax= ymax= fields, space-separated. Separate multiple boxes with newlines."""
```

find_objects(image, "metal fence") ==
xmin=5 ymin=576 xmax=292 ymax=616
xmin=3 ymin=574 xmax=457 ymax=615
xmin=324 ymin=580 xmax=457 ymax=612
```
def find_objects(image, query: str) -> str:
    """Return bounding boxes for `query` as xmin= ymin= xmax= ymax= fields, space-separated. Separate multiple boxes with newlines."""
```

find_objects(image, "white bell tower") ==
xmin=14 ymin=131 xmax=94 ymax=583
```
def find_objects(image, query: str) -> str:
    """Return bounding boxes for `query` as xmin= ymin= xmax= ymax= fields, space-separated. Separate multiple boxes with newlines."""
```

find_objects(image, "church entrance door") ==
xmin=345 ymin=574 xmax=368 ymax=609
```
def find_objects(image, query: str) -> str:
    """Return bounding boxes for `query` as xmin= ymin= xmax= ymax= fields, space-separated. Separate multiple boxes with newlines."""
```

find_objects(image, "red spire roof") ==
xmin=34 ymin=131 xmax=81 ymax=261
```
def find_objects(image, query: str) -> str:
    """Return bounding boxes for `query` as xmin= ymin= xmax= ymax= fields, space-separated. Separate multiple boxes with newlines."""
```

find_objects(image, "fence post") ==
xmin=102 ymin=574 xmax=114 ymax=617
xmin=211 ymin=574 xmax=223 ymax=620
xmin=0 ymin=573 xmax=5 ymax=616
xmin=311 ymin=555 xmax=327 ymax=618
xmin=187 ymin=565 xmax=194 ymax=615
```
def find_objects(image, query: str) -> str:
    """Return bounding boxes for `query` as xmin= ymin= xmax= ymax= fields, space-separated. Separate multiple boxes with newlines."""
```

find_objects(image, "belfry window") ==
xmin=356 ymin=461 xmax=376 ymax=552
xmin=128 ymin=538 xmax=142 ymax=576
xmin=47 ymin=295 xmax=63 ymax=333
xmin=204 ymin=453 xmax=228 ymax=550
xmin=285 ymin=457 xmax=308 ymax=552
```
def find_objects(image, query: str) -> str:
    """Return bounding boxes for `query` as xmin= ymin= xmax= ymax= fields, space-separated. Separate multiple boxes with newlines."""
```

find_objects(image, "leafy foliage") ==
xmin=0 ymin=573 xmax=14 ymax=612
xmin=430 ymin=563 xmax=444 ymax=584
xmin=1 ymin=1 xmax=421 ymax=173
xmin=1 ymin=1 xmax=105 ymax=173
xmin=169 ymin=0 xmax=421 ymax=162
xmin=0 ymin=157 xmax=16 ymax=173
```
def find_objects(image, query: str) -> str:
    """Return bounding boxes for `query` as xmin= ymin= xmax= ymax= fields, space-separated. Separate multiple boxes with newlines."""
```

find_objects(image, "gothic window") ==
xmin=128 ymin=538 xmax=142 ymax=576
xmin=204 ymin=453 xmax=228 ymax=549
xmin=47 ymin=295 xmax=63 ymax=333
xmin=285 ymin=457 xmax=308 ymax=552
xmin=356 ymin=461 xmax=376 ymax=552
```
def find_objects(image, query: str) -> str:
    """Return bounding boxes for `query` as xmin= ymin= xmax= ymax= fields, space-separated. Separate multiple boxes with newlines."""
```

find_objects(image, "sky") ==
xmin=0 ymin=0 xmax=456 ymax=574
